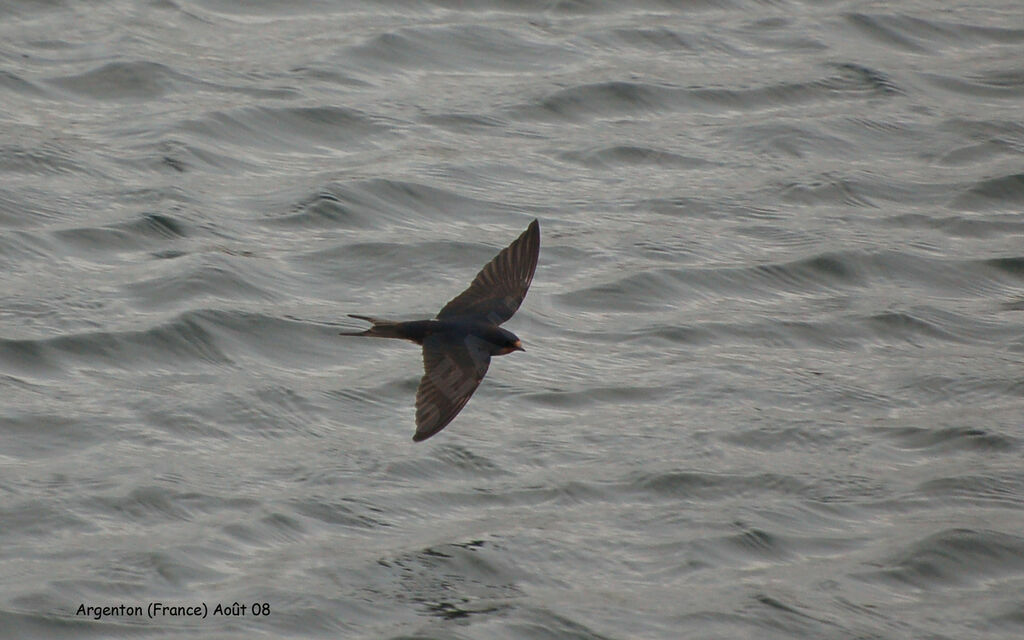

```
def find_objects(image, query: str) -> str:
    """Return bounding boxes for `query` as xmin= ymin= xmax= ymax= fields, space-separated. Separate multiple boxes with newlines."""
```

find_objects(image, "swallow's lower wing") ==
xmin=413 ymin=334 xmax=491 ymax=442
xmin=436 ymin=219 xmax=539 ymax=325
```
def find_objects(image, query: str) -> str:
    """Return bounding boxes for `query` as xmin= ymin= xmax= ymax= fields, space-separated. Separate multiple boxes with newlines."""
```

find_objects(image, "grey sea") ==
xmin=2 ymin=1 xmax=1023 ymax=638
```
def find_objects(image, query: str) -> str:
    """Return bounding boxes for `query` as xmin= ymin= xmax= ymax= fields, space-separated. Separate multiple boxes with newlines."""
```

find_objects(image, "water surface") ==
xmin=1 ymin=1 xmax=1023 ymax=638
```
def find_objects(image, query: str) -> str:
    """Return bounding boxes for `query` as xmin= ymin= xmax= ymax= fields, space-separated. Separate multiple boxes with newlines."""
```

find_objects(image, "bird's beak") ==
xmin=512 ymin=340 xmax=525 ymax=352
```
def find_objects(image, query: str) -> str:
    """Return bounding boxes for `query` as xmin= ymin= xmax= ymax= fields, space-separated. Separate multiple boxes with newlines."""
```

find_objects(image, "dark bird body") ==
xmin=340 ymin=219 xmax=540 ymax=442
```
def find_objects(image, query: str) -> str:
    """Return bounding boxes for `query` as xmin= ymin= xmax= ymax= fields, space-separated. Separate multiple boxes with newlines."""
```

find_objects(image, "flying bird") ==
xmin=340 ymin=219 xmax=540 ymax=441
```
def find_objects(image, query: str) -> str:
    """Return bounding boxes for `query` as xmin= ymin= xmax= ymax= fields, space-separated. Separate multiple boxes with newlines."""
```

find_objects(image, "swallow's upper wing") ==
xmin=436 ymin=219 xmax=540 ymax=325
xmin=413 ymin=333 xmax=491 ymax=442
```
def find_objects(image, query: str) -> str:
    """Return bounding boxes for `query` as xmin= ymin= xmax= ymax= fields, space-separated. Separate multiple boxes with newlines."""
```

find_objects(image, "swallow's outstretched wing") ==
xmin=436 ymin=219 xmax=540 ymax=325
xmin=413 ymin=333 xmax=492 ymax=442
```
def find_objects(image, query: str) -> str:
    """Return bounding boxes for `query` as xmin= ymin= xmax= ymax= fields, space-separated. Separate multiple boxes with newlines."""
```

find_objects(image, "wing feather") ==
xmin=436 ymin=219 xmax=540 ymax=325
xmin=413 ymin=334 xmax=491 ymax=442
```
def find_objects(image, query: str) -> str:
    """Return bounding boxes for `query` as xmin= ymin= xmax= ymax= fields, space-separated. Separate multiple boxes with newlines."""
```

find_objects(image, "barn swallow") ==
xmin=340 ymin=219 xmax=540 ymax=442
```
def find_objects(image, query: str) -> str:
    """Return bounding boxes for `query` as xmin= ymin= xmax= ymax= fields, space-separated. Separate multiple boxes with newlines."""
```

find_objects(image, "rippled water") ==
xmin=2 ymin=1 xmax=1023 ymax=638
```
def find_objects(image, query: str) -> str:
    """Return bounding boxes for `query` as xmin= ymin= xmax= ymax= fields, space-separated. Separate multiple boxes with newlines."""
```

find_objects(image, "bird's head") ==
xmin=496 ymin=338 xmax=524 ymax=355
xmin=485 ymin=327 xmax=525 ymax=356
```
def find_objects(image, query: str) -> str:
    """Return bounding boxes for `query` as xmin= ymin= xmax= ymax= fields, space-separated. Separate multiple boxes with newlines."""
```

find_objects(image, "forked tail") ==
xmin=338 ymin=314 xmax=406 ymax=339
